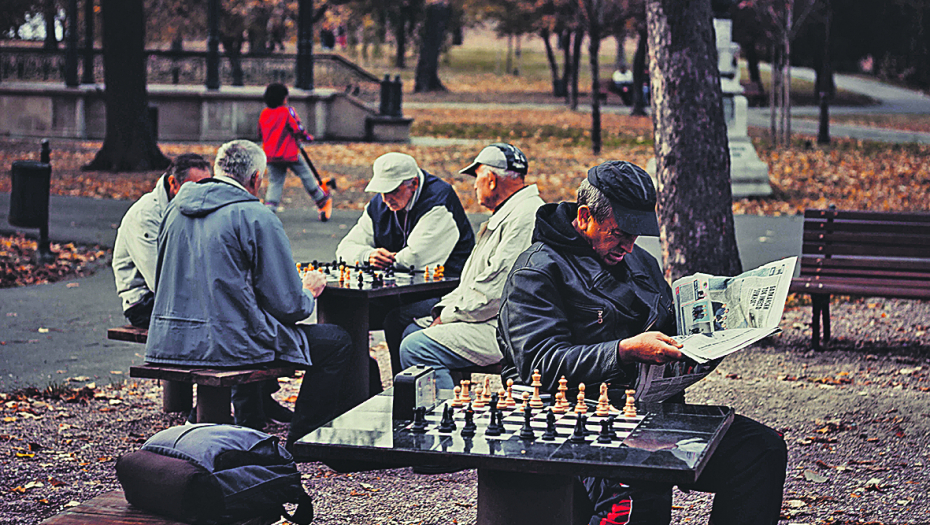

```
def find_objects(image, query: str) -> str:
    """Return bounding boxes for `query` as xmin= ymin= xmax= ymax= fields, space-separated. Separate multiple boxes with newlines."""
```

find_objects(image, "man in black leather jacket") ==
xmin=498 ymin=161 xmax=786 ymax=525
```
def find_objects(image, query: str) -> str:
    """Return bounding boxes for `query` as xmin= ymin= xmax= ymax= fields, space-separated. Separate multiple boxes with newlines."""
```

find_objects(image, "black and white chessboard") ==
xmin=404 ymin=400 xmax=648 ymax=448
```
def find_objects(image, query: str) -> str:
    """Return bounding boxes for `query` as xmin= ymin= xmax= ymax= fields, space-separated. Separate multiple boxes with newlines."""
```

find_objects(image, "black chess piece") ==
xmin=597 ymin=418 xmax=613 ymax=443
xmin=541 ymin=409 xmax=558 ymax=441
xmin=438 ymin=404 xmax=456 ymax=433
xmin=569 ymin=414 xmax=587 ymax=444
xmin=461 ymin=403 xmax=477 ymax=437
xmin=606 ymin=415 xmax=618 ymax=440
xmin=486 ymin=395 xmax=502 ymax=436
xmin=411 ymin=407 xmax=428 ymax=434
xmin=518 ymin=406 xmax=535 ymax=440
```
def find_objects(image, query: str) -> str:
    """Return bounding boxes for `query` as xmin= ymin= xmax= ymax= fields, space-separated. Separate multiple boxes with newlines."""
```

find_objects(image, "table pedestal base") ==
xmin=477 ymin=470 xmax=590 ymax=525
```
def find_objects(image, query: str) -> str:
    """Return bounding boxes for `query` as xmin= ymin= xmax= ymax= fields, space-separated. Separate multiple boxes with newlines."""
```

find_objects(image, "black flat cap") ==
xmin=586 ymin=160 xmax=659 ymax=236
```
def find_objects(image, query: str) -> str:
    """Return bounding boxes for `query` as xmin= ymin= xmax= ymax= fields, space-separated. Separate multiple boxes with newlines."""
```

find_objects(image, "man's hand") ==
xmin=368 ymin=248 xmax=396 ymax=269
xmin=302 ymin=270 xmax=327 ymax=298
xmin=617 ymin=332 xmax=684 ymax=365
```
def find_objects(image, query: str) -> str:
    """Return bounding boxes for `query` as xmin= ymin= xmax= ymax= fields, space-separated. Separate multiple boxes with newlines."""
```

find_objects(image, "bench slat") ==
xmin=107 ymin=325 xmax=149 ymax=344
xmin=799 ymin=267 xmax=930 ymax=282
xmin=801 ymin=241 xmax=930 ymax=259
xmin=130 ymin=364 xmax=296 ymax=387
xmin=799 ymin=255 xmax=930 ymax=273
xmin=790 ymin=279 xmax=930 ymax=299
xmin=803 ymin=209 xmax=930 ymax=223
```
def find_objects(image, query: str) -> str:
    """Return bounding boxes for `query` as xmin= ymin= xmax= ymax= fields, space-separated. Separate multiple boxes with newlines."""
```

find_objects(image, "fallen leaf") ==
xmin=803 ymin=469 xmax=828 ymax=483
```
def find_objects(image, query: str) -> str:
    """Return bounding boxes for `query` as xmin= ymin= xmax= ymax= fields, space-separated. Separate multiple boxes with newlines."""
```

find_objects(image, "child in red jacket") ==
xmin=258 ymin=83 xmax=332 ymax=221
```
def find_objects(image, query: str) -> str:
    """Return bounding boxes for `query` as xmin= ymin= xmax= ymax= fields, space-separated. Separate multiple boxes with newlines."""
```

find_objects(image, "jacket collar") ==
xmin=487 ymin=184 xmax=539 ymax=231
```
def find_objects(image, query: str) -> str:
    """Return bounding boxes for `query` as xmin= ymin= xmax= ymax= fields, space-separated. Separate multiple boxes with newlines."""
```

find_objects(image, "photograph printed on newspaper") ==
xmin=635 ymin=257 xmax=797 ymax=402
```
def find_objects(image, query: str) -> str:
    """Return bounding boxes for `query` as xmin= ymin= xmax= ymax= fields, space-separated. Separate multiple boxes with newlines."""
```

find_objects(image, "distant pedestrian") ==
xmin=258 ymin=83 xmax=333 ymax=221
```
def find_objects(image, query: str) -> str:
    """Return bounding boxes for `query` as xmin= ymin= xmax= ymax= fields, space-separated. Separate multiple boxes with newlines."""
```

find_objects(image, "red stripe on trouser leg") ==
xmin=600 ymin=498 xmax=632 ymax=525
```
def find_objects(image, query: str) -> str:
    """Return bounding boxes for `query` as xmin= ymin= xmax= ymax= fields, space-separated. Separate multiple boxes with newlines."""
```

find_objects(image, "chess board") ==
xmin=404 ymin=400 xmax=648 ymax=448
xmin=298 ymin=261 xmax=450 ymax=291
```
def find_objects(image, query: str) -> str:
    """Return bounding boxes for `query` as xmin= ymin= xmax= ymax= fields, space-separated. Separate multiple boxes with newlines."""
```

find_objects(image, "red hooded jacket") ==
xmin=258 ymin=106 xmax=313 ymax=163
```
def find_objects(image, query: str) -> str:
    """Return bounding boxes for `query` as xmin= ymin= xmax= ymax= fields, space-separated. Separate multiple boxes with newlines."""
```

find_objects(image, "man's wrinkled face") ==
xmin=381 ymin=179 xmax=417 ymax=211
xmin=474 ymin=164 xmax=496 ymax=210
xmin=577 ymin=207 xmax=638 ymax=266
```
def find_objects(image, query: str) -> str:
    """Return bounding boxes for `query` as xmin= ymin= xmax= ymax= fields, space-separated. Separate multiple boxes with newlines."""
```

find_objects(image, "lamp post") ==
xmin=81 ymin=0 xmax=95 ymax=84
xmin=296 ymin=0 xmax=314 ymax=90
xmin=205 ymin=0 xmax=220 ymax=90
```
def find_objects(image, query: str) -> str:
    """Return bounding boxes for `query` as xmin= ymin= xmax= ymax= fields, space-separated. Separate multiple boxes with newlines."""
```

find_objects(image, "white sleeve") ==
xmin=122 ymin=203 xmax=160 ymax=291
xmin=335 ymin=204 xmax=377 ymax=266
xmin=394 ymin=205 xmax=459 ymax=271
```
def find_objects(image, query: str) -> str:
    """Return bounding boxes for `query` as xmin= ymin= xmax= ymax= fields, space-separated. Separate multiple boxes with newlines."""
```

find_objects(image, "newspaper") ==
xmin=635 ymin=257 xmax=797 ymax=402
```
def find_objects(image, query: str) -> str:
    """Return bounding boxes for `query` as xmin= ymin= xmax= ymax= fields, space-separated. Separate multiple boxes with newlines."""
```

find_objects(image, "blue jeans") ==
xmin=264 ymin=156 xmax=327 ymax=208
xmin=399 ymin=326 xmax=476 ymax=391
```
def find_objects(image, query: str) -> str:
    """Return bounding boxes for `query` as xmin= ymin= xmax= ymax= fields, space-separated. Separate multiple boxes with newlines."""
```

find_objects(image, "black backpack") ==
xmin=116 ymin=424 xmax=313 ymax=525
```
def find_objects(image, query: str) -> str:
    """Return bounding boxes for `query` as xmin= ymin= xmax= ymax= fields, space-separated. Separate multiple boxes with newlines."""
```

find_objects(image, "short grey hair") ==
xmin=576 ymin=179 xmax=613 ymax=223
xmin=485 ymin=165 xmax=523 ymax=181
xmin=214 ymin=140 xmax=267 ymax=185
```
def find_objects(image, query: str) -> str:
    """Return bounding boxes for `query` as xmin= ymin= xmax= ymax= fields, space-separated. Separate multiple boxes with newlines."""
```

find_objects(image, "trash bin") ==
xmin=8 ymin=160 xmax=51 ymax=229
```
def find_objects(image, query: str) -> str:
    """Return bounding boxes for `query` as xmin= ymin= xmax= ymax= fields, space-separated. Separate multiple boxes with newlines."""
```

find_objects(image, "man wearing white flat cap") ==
xmin=336 ymin=152 xmax=474 ymax=276
xmin=336 ymin=152 xmax=475 ymax=392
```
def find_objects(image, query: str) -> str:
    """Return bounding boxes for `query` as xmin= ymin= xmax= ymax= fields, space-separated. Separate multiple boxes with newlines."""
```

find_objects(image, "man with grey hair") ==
xmin=146 ymin=140 xmax=353 ymax=447
xmin=396 ymin=143 xmax=544 ymax=392
xmin=498 ymin=160 xmax=786 ymax=524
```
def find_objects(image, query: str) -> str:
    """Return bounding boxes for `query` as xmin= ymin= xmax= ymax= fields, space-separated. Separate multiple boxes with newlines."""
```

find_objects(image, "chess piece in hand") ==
xmin=302 ymin=269 xmax=327 ymax=298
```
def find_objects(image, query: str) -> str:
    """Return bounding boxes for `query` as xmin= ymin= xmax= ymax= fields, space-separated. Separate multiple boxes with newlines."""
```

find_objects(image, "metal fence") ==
xmin=0 ymin=47 xmax=383 ymax=106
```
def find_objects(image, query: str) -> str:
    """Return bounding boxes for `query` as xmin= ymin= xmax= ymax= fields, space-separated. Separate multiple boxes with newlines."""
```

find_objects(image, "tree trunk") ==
xmin=646 ymin=0 xmax=741 ymax=280
xmin=84 ymin=0 xmax=168 ymax=172
xmin=569 ymin=29 xmax=583 ymax=110
xmin=540 ymin=29 xmax=565 ymax=97
xmin=394 ymin=10 xmax=407 ymax=69
xmin=615 ymin=32 xmax=627 ymax=71
xmin=817 ymin=0 xmax=831 ymax=145
xmin=630 ymin=25 xmax=648 ymax=116
xmin=414 ymin=1 xmax=449 ymax=92
xmin=588 ymin=4 xmax=602 ymax=155
xmin=560 ymin=29 xmax=572 ymax=101
xmin=744 ymin=37 xmax=762 ymax=86
xmin=222 ymin=36 xmax=244 ymax=86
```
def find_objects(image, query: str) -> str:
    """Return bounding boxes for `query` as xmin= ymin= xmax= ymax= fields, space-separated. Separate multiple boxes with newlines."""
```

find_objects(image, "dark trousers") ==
xmin=584 ymin=414 xmax=787 ymax=525
xmin=124 ymin=292 xmax=154 ymax=329
xmin=225 ymin=324 xmax=352 ymax=448
xmin=381 ymin=297 xmax=442 ymax=378
xmin=230 ymin=379 xmax=283 ymax=429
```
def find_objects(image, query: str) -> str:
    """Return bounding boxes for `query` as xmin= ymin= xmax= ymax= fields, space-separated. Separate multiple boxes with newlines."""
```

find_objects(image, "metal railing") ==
xmin=0 ymin=46 xmax=383 ymax=106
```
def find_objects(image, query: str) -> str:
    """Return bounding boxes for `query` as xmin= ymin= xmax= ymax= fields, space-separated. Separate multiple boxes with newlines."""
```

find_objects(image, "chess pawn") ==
xmin=473 ymin=385 xmax=486 ymax=409
xmin=497 ymin=388 xmax=507 ymax=408
xmin=504 ymin=379 xmax=516 ymax=409
xmin=596 ymin=383 xmax=610 ymax=417
xmin=624 ymin=389 xmax=638 ymax=418
xmin=451 ymin=386 xmax=464 ymax=408
xmin=574 ymin=388 xmax=588 ymax=415
xmin=551 ymin=392 xmax=567 ymax=414
xmin=516 ymin=391 xmax=530 ymax=412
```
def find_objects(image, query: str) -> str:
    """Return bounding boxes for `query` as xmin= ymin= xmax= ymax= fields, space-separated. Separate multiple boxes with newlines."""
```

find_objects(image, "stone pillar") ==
xmin=715 ymin=18 xmax=771 ymax=198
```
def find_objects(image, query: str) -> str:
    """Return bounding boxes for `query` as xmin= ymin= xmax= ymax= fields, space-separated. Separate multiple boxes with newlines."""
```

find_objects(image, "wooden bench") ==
xmin=108 ymin=326 xmax=296 ymax=423
xmin=39 ymin=490 xmax=276 ymax=525
xmin=789 ymin=208 xmax=930 ymax=349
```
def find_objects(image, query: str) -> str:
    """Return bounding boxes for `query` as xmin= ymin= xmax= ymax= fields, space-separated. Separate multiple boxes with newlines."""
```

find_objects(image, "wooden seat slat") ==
xmin=792 ymin=208 xmax=930 ymax=349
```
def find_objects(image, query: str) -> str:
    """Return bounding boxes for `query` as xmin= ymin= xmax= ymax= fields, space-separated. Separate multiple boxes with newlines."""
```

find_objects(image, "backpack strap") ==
xmin=282 ymin=492 xmax=314 ymax=525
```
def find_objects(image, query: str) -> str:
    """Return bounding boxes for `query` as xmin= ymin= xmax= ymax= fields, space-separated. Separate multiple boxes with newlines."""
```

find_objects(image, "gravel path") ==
xmin=1 ymin=298 xmax=928 ymax=525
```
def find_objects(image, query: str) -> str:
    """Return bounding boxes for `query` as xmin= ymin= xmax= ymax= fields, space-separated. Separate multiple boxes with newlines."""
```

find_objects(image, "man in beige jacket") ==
xmin=397 ymin=143 xmax=545 ymax=390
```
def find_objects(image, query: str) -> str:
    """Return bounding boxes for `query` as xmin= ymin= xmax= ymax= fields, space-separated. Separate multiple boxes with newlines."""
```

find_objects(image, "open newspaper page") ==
xmin=635 ymin=257 xmax=797 ymax=402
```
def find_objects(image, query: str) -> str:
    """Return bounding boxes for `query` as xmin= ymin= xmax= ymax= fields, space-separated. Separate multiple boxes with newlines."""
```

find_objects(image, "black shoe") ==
xmin=264 ymin=399 xmax=294 ymax=425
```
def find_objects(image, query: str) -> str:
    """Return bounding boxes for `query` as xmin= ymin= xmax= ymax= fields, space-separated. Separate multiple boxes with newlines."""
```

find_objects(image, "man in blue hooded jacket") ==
xmin=145 ymin=140 xmax=352 ymax=447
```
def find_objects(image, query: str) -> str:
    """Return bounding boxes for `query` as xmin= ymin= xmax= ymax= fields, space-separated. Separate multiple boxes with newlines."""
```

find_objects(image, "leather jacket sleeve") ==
xmin=498 ymin=249 xmax=636 ymax=393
